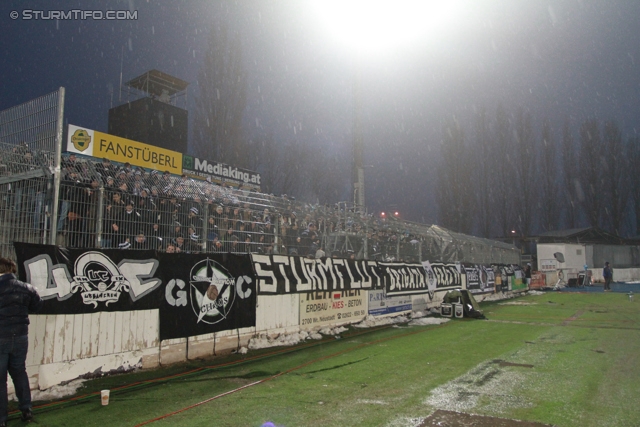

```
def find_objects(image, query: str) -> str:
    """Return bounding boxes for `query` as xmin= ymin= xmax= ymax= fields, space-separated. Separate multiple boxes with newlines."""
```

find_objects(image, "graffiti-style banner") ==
xmin=380 ymin=262 xmax=431 ymax=296
xmin=252 ymin=255 xmax=382 ymax=294
xmin=14 ymin=243 xmax=256 ymax=340
xmin=159 ymin=253 xmax=256 ymax=340
xmin=16 ymin=243 xmax=163 ymax=313
xmin=420 ymin=261 xmax=465 ymax=299
xmin=463 ymin=264 xmax=496 ymax=295
xmin=251 ymin=256 xmax=469 ymax=297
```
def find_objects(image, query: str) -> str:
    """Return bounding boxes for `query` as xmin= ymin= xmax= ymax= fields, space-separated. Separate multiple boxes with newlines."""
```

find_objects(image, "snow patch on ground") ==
xmin=424 ymin=360 xmax=533 ymax=414
xmin=246 ymin=325 xmax=348 ymax=350
xmin=356 ymin=398 xmax=389 ymax=405
xmin=244 ymin=312 xmax=446 ymax=351
xmin=353 ymin=315 xmax=410 ymax=328
xmin=528 ymin=290 xmax=546 ymax=295
xmin=499 ymin=301 xmax=537 ymax=306
xmin=408 ymin=317 xmax=450 ymax=326
xmin=9 ymin=379 xmax=88 ymax=402
xmin=384 ymin=416 xmax=426 ymax=427
xmin=319 ymin=326 xmax=348 ymax=335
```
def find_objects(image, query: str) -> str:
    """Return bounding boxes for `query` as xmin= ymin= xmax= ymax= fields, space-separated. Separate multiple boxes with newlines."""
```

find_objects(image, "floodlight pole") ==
xmin=352 ymin=51 xmax=365 ymax=212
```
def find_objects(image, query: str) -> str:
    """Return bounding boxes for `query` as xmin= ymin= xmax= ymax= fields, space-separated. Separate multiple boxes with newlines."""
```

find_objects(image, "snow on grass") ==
xmin=9 ymin=379 xmax=88 ymax=403
xmin=319 ymin=325 xmax=348 ymax=335
xmin=424 ymin=360 xmax=533 ymax=414
xmin=244 ymin=312 xmax=447 ymax=352
xmin=498 ymin=301 xmax=538 ymax=306
xmin=408 ymin=317 xmax=450 ymax=326
xmin=353 ymin=315 xmax=410 ymax=328
xmin=246 ymin=325 xmax=348 ymax=350
xmin=356 ymin=398 xmax=390 ymax=405
xmin=384 ymin=416 xmax=426 ymax=427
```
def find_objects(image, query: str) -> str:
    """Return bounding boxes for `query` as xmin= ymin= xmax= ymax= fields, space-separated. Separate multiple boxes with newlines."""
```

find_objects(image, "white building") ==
xmin=536 ymin=227 xmax=640 ymax=286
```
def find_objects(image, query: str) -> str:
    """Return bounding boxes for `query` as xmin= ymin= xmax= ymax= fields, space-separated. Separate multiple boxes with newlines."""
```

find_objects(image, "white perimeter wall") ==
xmin=10 ymin=288 xmax=518 ymax=395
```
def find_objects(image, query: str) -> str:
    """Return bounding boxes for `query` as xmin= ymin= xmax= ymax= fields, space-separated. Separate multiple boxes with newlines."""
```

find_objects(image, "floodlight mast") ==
xmin=312 ymin=1 xmax=462 ymax=213
xmin=352 ymin=51 xmax=365 ymax=212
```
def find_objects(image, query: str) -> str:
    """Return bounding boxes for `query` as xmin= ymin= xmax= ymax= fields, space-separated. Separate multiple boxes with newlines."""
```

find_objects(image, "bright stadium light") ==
xmin=311 ymin=0 xmax=462 ymax=53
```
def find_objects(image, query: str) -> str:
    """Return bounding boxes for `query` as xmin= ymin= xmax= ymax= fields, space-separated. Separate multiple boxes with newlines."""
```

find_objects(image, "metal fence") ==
xmin=33 ymin=158 xmax=520 ymax=264
xmin=0 ymin=88 xmax=64 ymax=258
xmin=0 ymin=89 xmax=520 ymax=265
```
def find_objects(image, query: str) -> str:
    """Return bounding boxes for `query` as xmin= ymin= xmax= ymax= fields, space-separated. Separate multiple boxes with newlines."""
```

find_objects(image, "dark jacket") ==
xmin=0 ymin=273 xmax=43 ymax=338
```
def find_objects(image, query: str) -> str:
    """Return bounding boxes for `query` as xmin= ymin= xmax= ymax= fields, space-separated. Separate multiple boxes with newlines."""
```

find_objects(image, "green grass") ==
xmin=12 ymin=292 xmax=640 ymax=426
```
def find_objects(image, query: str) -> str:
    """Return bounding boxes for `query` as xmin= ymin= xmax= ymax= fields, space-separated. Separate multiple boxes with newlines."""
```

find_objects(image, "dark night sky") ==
xmin=1 ymin=0 xmax=640 ymax=223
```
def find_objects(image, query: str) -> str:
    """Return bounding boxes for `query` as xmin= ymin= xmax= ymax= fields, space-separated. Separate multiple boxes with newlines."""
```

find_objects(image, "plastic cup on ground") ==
xmin=101 ymin=389 xmax=110 ymax=406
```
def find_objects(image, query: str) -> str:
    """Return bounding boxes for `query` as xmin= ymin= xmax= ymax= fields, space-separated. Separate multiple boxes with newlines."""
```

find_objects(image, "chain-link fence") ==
xmin=0 ymin=89 xmax=64 ymax=258
xmin=45 ymin=159 xmax=519 ymax=264
xmin=0 ymin=89 xmax=519 ymax=265
xmin=0 ymin=150 xmax=521 ymax=264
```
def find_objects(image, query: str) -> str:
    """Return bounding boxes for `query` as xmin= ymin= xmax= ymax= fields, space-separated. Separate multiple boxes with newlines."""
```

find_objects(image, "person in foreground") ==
xmin=0 ymin=257 xmax=42 ymax=426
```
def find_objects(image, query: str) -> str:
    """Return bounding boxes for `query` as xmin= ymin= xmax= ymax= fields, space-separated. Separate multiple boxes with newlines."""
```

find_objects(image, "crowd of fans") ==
xmin=52 ymin=154 xmax=421 ymax=259
xmin=0 ymin=146 xmax=450 ymax=261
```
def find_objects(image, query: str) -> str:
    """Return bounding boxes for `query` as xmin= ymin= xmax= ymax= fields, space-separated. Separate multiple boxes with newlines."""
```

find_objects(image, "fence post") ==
xmin=96 ymin=186 xmax=104 ymax=247
xmin=273 ymin=217 xmax=279 ymax=254
xmin=201 ymin=203 xmax=209 ymax=252
xmin=363 ymin=222 xmax=368 ymax=260
xmin=49 ymin=87 xmax=65 ymax=245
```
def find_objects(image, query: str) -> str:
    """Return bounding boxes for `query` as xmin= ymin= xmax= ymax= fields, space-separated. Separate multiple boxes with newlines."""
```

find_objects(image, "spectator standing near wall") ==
xmin=0 ymin=257 xmax=43 ymax=426
xmin=603 ymin=262 xmax=613 ymax=292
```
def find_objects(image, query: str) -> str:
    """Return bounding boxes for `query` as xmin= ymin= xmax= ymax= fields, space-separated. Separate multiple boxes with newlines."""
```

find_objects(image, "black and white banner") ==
xmin=252 ymin=255 xmax=382 ymax=294
xmin=380 ymin=262 xmax=431 ymax=296
xmin=251 ymin=255 xmax=470 ymax=297
xmin=492 ymin=264 xmax=514 ymax=292
xmin=160 ymin=253 xmax=256 ymax=340
xmin=420 ymin=261 xmax=465 ymax=299
xmin=16 ymin=243 xmax=163 ymax=314
xmin=463 ymin=264 xmax=496 ymax=294
xmin=14 ymin=243 xmax=256 ymax=340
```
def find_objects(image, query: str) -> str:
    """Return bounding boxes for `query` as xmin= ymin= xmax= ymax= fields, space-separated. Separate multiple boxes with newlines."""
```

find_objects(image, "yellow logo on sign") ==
xmin=71 ymin=129 xmax=91 ymax=152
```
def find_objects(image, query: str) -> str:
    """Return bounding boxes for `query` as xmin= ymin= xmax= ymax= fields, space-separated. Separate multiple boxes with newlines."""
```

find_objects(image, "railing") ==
xmin=0 ymin=88 xmax=64 ymax=258
xmin=0 ymin=89 xmax=519 ymax=265
xmin=0 ymin=148 xmax=521 ymax=264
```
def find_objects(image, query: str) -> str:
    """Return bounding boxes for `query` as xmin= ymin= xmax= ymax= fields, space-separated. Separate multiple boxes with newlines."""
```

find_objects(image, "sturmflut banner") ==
xmin=251 ymin=255 xmax=471 ymax=298
xmin=14 ymin=243 xmax=256 ymax=340
xmin=252 ymin=255 xmax=382 ymax=294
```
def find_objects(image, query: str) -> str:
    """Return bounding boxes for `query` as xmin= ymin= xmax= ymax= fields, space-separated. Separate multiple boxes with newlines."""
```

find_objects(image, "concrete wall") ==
xmin=9 ymin=287 xmax=524 ymax=395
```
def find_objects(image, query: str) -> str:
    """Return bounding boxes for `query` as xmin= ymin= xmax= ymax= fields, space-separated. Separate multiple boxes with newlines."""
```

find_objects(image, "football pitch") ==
xmin=9 ymin=290 xmax=640 ymax=427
